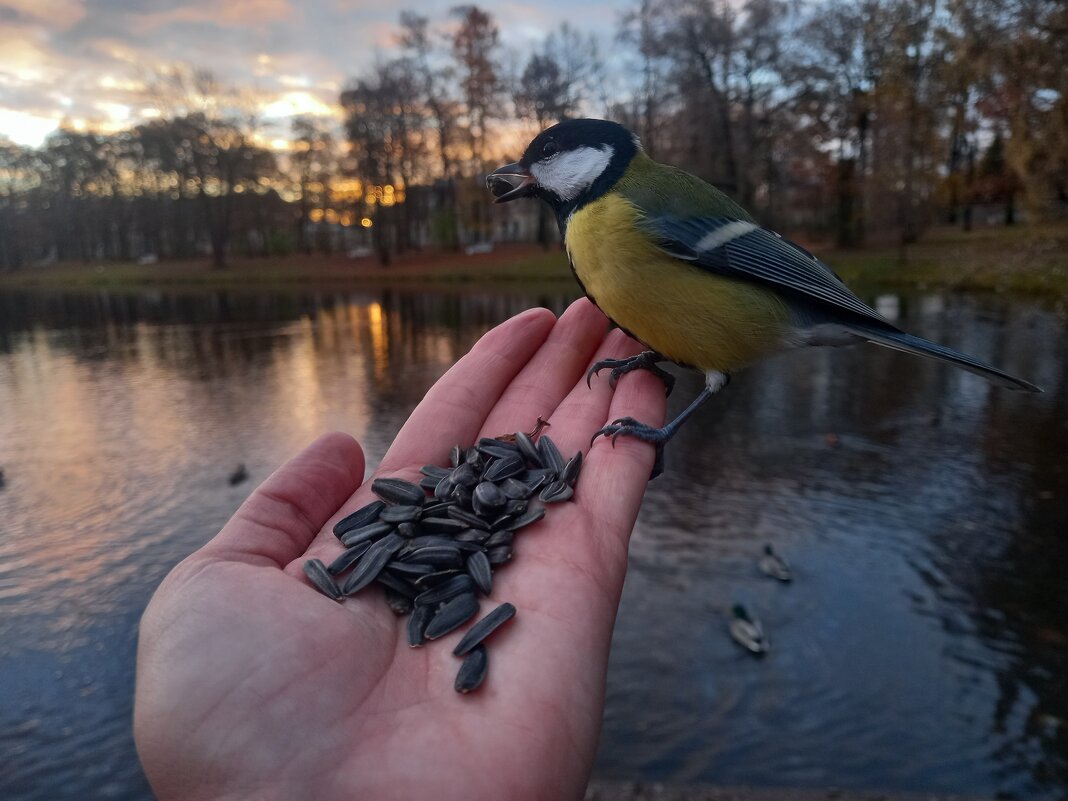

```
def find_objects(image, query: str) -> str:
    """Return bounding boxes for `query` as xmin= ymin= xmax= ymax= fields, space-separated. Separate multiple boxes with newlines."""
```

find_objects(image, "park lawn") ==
xmin=2 ymin=225 xmax=1066 ymax=298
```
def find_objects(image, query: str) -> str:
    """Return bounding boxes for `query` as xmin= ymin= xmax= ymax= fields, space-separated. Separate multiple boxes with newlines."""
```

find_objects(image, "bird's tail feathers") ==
xmin=851 ymin=326 xmax=1041 ymax=393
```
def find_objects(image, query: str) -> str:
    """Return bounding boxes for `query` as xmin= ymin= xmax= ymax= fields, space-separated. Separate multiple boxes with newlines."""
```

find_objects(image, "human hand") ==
xmin=134 ymin=299 xmax=667 ymax=801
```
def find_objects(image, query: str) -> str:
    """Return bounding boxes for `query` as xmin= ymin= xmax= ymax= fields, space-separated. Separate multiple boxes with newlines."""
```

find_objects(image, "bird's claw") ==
xmin=592 ymin=416 xmax=670 ymax=479
xmin=585 ymin=352 xmax=675 ymax=396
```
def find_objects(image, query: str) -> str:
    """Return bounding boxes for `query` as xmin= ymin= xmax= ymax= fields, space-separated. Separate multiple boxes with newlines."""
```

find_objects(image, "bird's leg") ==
xmin=586 ymin=350 xmax=675 ymax=396
xmin=593 ymin=371 xmax=730 ymax=479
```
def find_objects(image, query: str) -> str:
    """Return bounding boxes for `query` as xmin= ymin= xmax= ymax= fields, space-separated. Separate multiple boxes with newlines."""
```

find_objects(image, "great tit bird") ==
xmin=487 ymin=119 xmax=1040 ymax=476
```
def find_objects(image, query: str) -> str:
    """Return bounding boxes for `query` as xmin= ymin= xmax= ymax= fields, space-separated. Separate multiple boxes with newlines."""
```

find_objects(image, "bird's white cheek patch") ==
xmin=531 ymin=145 xmax=613 ymax=202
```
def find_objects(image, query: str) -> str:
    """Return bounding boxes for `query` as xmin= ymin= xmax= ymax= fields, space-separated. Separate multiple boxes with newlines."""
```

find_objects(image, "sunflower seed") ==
xmin=504 ymin=499 xmax=528 ymax=516
xmin=303 ymin=558 xmax=342 ymax=601
xmin=449 ymin=444 xmax=463 ymax=468
xmin=425 ymin=593 xmax=480 ymax=639
xmin=499 ymin=478 xmax=532 ymax=500
xmin=537 ymin=435 xmax=565 ymax=477
xmin=454 ymin=528 xmax=491 ymax=544
xmin=477 ymin=443 xmax=521 ymax=461
xmin=434 ymin=475 xmax=454 ymax=500
xmin=326 ymin=541 xmax=373 ymax=575
xmin=385 ymin=561 xmax=435 ymax=578
xmin=415 ymin=574 xmax=474 ymax=607
xmin=421 ymin=499 xmax=454 ymax=517
xmin=397 ymin=521 xmax=419 ymax=538
xmin=479 ymin=436 xmax=520 ymax=453
xmin=341 ymin=533 xmax=404 ymax=595
xmin=340 ymin=521 xmax=394 ymax=548
xmin=539 ymin=480 xmax=574 ymax=503
xmin=484 ymin=455 xmax=525 ymax=482
xmin=384 ymin=587 xmax=414 ymax=615
xmin=485 ymin=530 xmax=514 ymax=549
xmin=450 ymin=462 xmax=479 ymax=488
xmin=402 ymin=535 xmax=459 ymax=552
xmin=454 ymin=645 xmax=488 ymax=693
xmin=420 ymin=464 xmax=451 ymax=480
xmin=377 ymin=570 xmax=418 ymax=599
xmin=408 ymin=604 xmax=434 ymax=647
xmin=401 ymin=545 xmax=463 ymax=569
xmin=465 ymin=550 xmax=493 ymax=595
xmin=521 ymin=470 xmax=552 ymax=494
xmin=465 ymin=446 xmax=482 ymax=466
xmin=473 ymin=481 xmax=506 ymax=516
xmin=488 ymin=513 xmax=516 ymax=532
xmin=419 ymin=475 xmax=442 ymax=492
xmin=447 ymin=506 xmax=486 ymax=528
xmin=414 ymin=568 xmax=463 ymax=587
xmin=418 ymin=516 xmax=467 ymax=535
xmin=561 ymin=451 xmax=583 ymax=486
xmin=380 ymin=504 xmax=421 ymax=524
xmin=371 ymin=477 xmax=425 ymax=506
xmin=487 ymin=545 xmax=513 ymax=565
xmin=453 ymin=602 xmax=516 ymax=656
xmin=506 ymin=506 xmax=545 ymax=532
xmin=514 ymin=431 xmax=542 ymax=467
xmin=450 ymin=484 xmax=473 ymax=507
xmin=332 ymin=500 xmax=386 ymax=537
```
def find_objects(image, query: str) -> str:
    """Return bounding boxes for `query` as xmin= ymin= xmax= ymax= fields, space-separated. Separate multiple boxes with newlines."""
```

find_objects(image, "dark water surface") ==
xmin=1 ymin=287 xmax=1065 ymax=800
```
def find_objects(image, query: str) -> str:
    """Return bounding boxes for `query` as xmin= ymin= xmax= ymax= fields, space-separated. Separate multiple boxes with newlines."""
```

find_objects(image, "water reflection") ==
xmin=0 ymin=287 xmax=1065 ymax=800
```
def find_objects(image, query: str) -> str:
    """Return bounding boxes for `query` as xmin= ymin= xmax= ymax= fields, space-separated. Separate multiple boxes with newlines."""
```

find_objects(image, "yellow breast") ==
xmin=564 ymin=193 xmax=792 ymax=373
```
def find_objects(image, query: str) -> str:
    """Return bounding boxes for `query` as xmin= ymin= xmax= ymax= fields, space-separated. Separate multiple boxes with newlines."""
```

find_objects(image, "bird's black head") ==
xmin=487 ymin=118 xmax=640 ymax=225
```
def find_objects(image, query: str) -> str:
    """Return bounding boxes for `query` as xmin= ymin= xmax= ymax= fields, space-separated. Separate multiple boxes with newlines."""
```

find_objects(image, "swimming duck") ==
xmin=729 ymin=603 xmax=769 ymax=655
xmin=758 ymin=544 xmax=792 ymax=582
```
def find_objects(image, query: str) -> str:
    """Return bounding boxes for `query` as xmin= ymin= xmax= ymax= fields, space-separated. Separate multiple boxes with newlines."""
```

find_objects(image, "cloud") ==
xmin=0 ymin=0 xmax=625 ymax=146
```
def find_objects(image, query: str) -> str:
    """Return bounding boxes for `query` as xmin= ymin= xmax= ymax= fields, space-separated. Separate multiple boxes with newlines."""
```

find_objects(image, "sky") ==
xmin=0 ymin=0 xmax=623 ymax=148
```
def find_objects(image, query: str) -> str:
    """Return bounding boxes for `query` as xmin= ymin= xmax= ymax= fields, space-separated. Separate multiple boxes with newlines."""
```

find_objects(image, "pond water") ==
xmin=0 ymin=286 xmax=1065 ymax=800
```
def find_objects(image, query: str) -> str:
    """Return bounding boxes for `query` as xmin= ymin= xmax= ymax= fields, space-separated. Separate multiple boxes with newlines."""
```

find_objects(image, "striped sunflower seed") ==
xmin=514 ymin=431 xmax=542 ymax=467
xmin=484 ymin=455 xmax=525 ymax=482
xmin=326 ymin=540 xmax=373 ymax=575
xmin=454 ymin=528 xmax=491 ymax=544
xmin=385 ymin=561 xmax=435 ymax=578
xmin=384 ymin=586 xmax=414 ymax=615
xmin=408 ymin=604 xmax=434 ymax=647
xmin=434 ymin=475 xmax=454 ymax=500
xmin=418 ymin=516 xmax=467 ymax=535
xmin=472 ymin=481 xmax=506 ymax=516
xmin=539 ymin=480 xmax=574 ymax=503
xmin=419 ymin=475 xmax=442 ymax=492
xmin=537 ymin=435 xmax=565 ymax=477
xmin=420 ymin=464 xmax=450 ymax=480
xmin=377 ymin=570 xmax=418 ymax=599
xmin=465 ymin=550 xmax=493 ymax=595
xmin=415 ymin=574 xmax=474 ymax=607
xmin=485 ymin=530 xmax=513 ymax=549
xmin=414 ymin=568 xmax=462 ymax=587
xmin=487 ymin=545 xmax=513 ymax=566
xmin=505 ymin=506 xmax=545 ymax=532
xmin=449 ymin=444 xmax=463 ymax=468
xmin=450 ymin=462 xmax=479 ymax=488
xmin=340 ymin=521 xmax=394 ymax=548
xmin=401 ymin=545 xmax=463 ymax=569
xmin=332 ymin=500 xmax=385 ymax=537
xmin=379 ymin=504 xmax=421 ymax=524
xmin=454 ymin=645 xmax=488 ymax=693
xmin=303 ymin=558 xmax=343 ymax=601
xmin=446 ymin=506 xmax=486 ymax=528
xmin=425 ymin=593 xmax=480 ymax=639
xmin=341 ymin=533 xmax=404 ymax=595
xmin=561 ymin=451 xmax=583 ymax=486
xmin=453 ymin=602 xmax=516 ymax=656
xmin=371 ymin=477 xmax=425 ymax=506
xmin=499 ymin=478 xmax=532 ymax=500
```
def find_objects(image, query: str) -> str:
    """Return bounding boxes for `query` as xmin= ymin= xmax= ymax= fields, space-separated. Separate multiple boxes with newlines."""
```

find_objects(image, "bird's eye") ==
xmin=542 ymin=140 xmax=559 ymax=158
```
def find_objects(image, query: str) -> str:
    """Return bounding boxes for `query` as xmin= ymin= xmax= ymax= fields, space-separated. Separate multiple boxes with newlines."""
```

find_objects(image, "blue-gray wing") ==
xmin=643 ymin=215 xmax=893 ymax=328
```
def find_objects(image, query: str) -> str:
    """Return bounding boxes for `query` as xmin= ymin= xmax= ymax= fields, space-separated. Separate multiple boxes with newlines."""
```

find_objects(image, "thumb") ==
xmin=202 ymin=432 xmax=365 ymax=568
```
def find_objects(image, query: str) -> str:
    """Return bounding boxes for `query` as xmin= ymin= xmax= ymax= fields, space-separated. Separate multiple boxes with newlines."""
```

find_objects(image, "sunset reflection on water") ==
xmin=0 ymin=287 xmax=1065 ymax=801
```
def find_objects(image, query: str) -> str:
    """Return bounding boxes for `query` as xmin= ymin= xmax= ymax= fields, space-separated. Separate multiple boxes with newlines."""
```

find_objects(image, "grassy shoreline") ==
xmin=2 ymin=226 xmax=1066 ymax=299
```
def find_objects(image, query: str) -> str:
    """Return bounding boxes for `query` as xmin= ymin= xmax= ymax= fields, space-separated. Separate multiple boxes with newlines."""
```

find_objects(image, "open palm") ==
xmin=134 ymin=299 xmax=667 ymax=801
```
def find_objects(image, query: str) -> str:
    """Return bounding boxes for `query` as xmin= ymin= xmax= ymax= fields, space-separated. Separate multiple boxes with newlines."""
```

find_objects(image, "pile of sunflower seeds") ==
xmin=303 ymin=430 xmax=581 ymax=693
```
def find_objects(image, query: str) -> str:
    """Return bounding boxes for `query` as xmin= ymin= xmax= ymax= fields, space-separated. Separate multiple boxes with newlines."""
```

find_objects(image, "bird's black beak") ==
xmin=487 ymin=162 xmax=535 ymax=203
